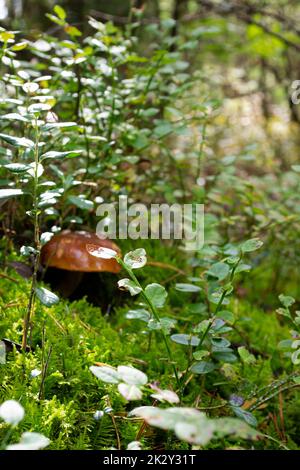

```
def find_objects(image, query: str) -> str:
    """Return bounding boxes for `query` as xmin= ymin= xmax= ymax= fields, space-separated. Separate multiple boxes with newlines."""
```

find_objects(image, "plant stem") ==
xmin=0 ymin=427 xmax=13 ymax=450
xmin=117 ymin=258 xmax=180 ymax=388
xmin=22 ymin=120 xmax=41 ymax=351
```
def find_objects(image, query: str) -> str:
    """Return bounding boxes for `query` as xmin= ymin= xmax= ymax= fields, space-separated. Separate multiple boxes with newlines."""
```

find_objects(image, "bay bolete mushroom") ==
xmin=40 ymin=230 xmax=121 ymax=301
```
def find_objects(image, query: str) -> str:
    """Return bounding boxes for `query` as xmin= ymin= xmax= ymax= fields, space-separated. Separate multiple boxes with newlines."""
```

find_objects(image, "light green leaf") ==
xmin=35 ymin=287 xmax=59 ymax=307
xmin=46 ymin=13 xmax=65 ymax=26
xmin=0 ymin=188 xmax=24 ymax=200
xmin=0 ymin=133 xmax=34 ymax=149
xmin=1 ymin=113 xmax=28 ymax=122
xmin=90 ymin=365 xmax=120 ymax=384
xmin=150 ymin=389 xmax=180 ymax=404
xmin=28 ymin=103 xmax=51 ymax=113
xmin=124 ymin=248 xmax=147 ymax=269
xmin=117 ymin=365 xmax=147 ymax=386
xmin=118 ymin=278 xmax=142 ymax=296
xmin=125 ymin=309 xmax=150 ymax=322
xmin=193 ymin=350 xmax=210 ymax=361
xmin=145 ymin=283 xmax=167 ymax=308
xmin=171 ymin=334 xmax=200 ymax=347
xmin=22 ymin=82 xmax=39 ymax=94
xmin=213 ymin=417 xmax=260 ymax=440
xmin=241 ymin=238 xmax=263 ymax=253
xmin=0 ymin=341 xmax=6 ymax=364
xmin=7 ymin=432 xmax=50 ymax=450
xmin=190 ymin=361 xmax=216 ymax=374
xmin=40 ymin=150 xmax=82 ymax=161
xmin=279 ymin=294 xmax=295 ymax=309
xmin=26 ymin=162 xmax=44 ymax=178
xmin=3 ymin=163 xmax=30 ymax=173
xmin=207 ymin=262 xmax=230 ymax=281
xmin=147 ymin=317 xmax=177 ymax=334
xmin=42 ymin=122 xmax=78 ymax=130
xmin=175 ymin=283 xmax=202 ymax=293
xmin=68 ymin=195 xmax=94 ymax=210
xmin=118 ymin=383 xmax=143 ymax=401
xmin=216 ymin=310 xmax=235 ymax=324
xmin=238 ymin=346 xmax=256 ymax=365
xmin=54 ymin=5 xmax=67 ymax=20
xmin=230 ymin=406 xmax=257 ymax=427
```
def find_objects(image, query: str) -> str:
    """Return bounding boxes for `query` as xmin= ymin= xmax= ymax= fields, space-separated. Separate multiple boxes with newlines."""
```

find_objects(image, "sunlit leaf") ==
xmin=145 ymin=283 xmax=167 ymax=308
xmin=90 ymin=365 xmax=120 ymax=384
xmin=35 ymin=287 xmax=59 ymax=307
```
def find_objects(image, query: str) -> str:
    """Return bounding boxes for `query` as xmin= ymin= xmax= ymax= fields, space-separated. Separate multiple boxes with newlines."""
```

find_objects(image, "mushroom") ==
xmin=40 ymin=230 xmax=121 ymax=301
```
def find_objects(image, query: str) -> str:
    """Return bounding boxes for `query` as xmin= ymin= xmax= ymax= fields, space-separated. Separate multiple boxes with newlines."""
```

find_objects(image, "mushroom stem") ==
xmin=56 ymin=271 xmax=84 ymax=297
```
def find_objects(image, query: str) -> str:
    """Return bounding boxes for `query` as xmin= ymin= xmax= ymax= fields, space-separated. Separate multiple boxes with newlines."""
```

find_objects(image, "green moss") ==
xmin=0 ymin=264 xmax=299 ymax=450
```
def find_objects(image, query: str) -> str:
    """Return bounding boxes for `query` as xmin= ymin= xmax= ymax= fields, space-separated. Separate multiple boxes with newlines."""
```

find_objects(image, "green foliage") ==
xmin=0 ymin=2 xmax=299 ymax=451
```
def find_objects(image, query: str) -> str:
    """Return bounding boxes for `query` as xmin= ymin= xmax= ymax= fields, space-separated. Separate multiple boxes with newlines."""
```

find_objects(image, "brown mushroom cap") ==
xmin=41 ymin=230 xmax=121 ymax=273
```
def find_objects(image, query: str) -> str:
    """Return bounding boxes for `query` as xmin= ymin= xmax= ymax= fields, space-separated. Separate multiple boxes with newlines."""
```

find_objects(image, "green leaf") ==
xmin=117 ymin=365 xmax=147 ymax=386
xmin=193 ymin=350 xmax=210 ymax=361
xmin=46 ymin=13 xmax=65 ymax=26
xmin=279 ymin=294 xmax=295 ymax=309
xmin=118 ymin=383 xmax=143 ymax=401
xmin=90 ymin=365 xmax=120 ymax=384
xmin=124 ymin=248 xmax=147 ymax=269
xmin=145 ymin=283 xmax=167 ymax=308
xmin=130 ymin=407 xmax=213 ymax=446
xmin=291 ymin=348 xmax=300 ymax=365
xmin=54 ymin=5 xmax=67 ymax=20
xmin=147 ymin=317 xmax=177 ymax=334
xmin=213 ymin=417 xmax=260 ymax=440
xmin=65 ymin=25 xmax=82 ymax=37
xmin=241 ymin=238 xmax=263 ymax=253
xmin=276 ymin=307 xmax=292 ymax=320
xmin=35 ymin=287 xmax=59 ymax=307
xmin=40 ymin=150 xmax=82 ymax=161
xmin=118 ymin=278 xmax=142 ymax=296
xmin=11 ymin=41 xmax=28 ymax=51
xmin=235 ymin=263 xmax=251 ymax=273
xmin=212 ymin=351 xmax=237 ymax=363
xmin=26 ymin=162 xmax=44 ymax=178
xmin=0 ymin=133 xmax=34 ymax=149
xmin=125 ymin=309 xmax=150 ymax=322
xmin=207 ymin=262 xmax=230 ymax=281
xmin=190 ymin=361 xmax=216 ymax=374
xmin=278 ymin=339 xmax=293 ymax=350
xmin=238 ymin=346 xmax=256 ymax=364
xmin=1 ymin=113 xmax=28 ymax=122
xmin=3 ymin=163 xmax=30 ymax=173
xmin=230 ymin=406 xmax=257 ymax=427
xmin=68 ymin=195 xmax=94 ymax=211
xmin=22 ymin=83 xmax=39 ymax=94
xmin=211 ymin=337 xmax=231 ymax=349
xmin=28 ymin=103 xmax=51 ymax=113
xmin=0 ymin=188 xmax=24 ymax=200
xmin=20 ymin=245 xmax=37 ymax=257
xmin=174 ymin=283 xmax=201 ymax=293
xmin=216 ymin=310 xmax=235 ymax=324
xmin=42 ymin=122 xmax=78 ymax=131
xmin=150 ymin=389 xmax=180 ymax=404
xmin=154 ymin=122 xmax=173 ymax=138
xmin=170 ymin=334 xmax=200 ymax=347
xmin=0 ymin=340 xmax=6 ymax=365
xmin=6 ymin=432 xmax=50 ymax=450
